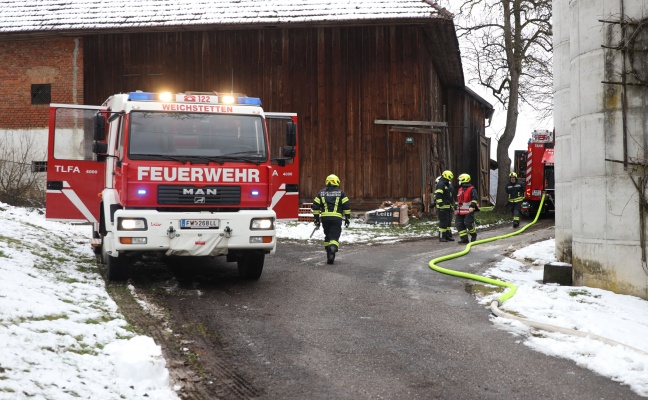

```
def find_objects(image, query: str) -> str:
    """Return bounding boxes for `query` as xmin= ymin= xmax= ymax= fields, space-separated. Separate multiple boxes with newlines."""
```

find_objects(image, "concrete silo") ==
xmin=555 ymin=0 xmax=648 ymax=298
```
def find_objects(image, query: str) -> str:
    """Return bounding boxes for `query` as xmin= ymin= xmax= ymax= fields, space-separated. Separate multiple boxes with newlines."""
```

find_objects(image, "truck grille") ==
xmin=158 ymin=185 xmax=241 ymax=205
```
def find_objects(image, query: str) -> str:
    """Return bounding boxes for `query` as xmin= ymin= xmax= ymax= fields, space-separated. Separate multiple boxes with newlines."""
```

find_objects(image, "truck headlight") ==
xmin=250 ymin=218 xmax=274 ymax=230
xmin=118 ymin=218 xmax=147 ymax=230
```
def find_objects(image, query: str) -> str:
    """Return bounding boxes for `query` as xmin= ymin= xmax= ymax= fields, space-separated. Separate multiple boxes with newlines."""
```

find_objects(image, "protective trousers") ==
xmin=511 ymin=202 xmax=522 ymax=227
xmin=438 ymin=208 xmax=453 ymax=238
xmin=455 ymin=213 xmax=476 ymax=242
xmin=322 ymin=217 xmax=343 ymax=251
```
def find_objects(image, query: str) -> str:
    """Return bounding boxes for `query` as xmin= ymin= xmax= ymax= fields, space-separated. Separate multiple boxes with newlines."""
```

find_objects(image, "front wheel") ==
xmin=237 ymin=252 xmax=265 ymax=280
xmin=103 ymin=248 xmax=130 ymax=281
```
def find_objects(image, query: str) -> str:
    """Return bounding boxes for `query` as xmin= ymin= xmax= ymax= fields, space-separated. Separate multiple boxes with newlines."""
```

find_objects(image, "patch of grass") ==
xmin=84 ymin=318 xmax=103 ymax=325
xmin=470 ymin=283 xmax=504 ymax=298
xmin=0 ymin=250 xmax=7 ymax=258
xmin=28 ymin=314 xmax=69 ymax=322
xmin=0 ymin=235 xmax=21 ymax=246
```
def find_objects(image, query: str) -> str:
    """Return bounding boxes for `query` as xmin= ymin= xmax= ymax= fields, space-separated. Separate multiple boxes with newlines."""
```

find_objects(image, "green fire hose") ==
xmin=428 ymin=194 xmax=546 ymax=305
xmin=427 ymin=195 xmax=648 ymax=356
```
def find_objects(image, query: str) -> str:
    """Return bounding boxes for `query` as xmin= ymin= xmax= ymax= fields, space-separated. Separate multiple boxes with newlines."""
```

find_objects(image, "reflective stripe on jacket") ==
xmin=312 ymin=186 xmax=351 ymax=219
xmin=434 ymin=177 xmax=454 ymax=210
xmin=506 ymin=180 xmax=525 ymax=203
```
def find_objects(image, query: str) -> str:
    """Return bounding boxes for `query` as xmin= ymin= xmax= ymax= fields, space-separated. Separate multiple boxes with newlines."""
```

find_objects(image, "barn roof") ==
xmin=0 ymin=0 xmax=463 ymax=86
xmin=0 ymin=0 xmax=453 ymax=35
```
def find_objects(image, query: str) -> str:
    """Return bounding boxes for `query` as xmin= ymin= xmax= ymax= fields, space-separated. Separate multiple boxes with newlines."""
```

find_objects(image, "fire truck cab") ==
xmin=513 ymin=129 xmax=555 ymax=217
xmin=46 ymin=91 xmax=299 ymax=281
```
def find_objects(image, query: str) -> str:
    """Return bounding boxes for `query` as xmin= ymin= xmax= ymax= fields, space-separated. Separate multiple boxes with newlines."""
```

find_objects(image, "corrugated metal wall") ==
xmin=83 ymin=25 xmax=486 ymax=211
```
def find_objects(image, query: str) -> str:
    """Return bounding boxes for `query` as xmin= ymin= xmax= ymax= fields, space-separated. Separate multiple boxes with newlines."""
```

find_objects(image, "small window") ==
xmin=32 ymin=161 xmax=47 ymax=173
xmin=31 ymin=84 xmax=51 ymax=105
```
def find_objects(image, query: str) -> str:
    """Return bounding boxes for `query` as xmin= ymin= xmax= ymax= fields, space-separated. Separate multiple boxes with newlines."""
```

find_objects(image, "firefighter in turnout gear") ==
xmin=455 ymin=173 xmax=479 ymax=244
xmin=312 ymin=174 xmax=351 ymax=264
xmin=506 ymin=172 xmax=524 ymax=228
xmin=435 ymin=170 xmax=455 ymax=242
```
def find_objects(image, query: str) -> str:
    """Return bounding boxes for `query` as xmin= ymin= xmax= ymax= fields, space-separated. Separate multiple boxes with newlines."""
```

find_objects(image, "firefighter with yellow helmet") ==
xmin=455 ymin=173 xmax=479 ymax=243
xmin=435 ymin=170 xmax=455 ymax=242
xmin=505 ymin=172 xmax=524 ymax=228
xmin=312 ymin=174 xmax=351 ymax=264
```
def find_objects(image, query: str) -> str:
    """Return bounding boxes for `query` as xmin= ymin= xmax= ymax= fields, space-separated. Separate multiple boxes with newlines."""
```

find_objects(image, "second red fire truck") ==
xmin=46 ymin=91 xmax=299 ymax=281
xmin=513 ymin=129 xmax=555 ymax=217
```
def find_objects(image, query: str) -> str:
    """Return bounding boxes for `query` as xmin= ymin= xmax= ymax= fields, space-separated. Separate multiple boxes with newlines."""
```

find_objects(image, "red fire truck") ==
xmin=513 ymin=129 xmax=555 ymax=217
xmin=46 ymin=91 xmax=299 ymax=281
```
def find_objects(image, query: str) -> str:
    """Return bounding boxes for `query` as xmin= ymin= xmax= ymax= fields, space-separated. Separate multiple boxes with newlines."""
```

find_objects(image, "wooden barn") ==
xmin=0 ymin=0 xmax=493 ymax=213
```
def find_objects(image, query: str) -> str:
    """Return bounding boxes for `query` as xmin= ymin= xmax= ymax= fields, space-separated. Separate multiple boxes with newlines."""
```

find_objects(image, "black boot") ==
xmin=326 ymin=245 xmax=337 ymax=264
xmin=513 ymin=220 xmax=519 ymax=228
xmin=444 ymin=231 xmax=455 ymax=242
xmin=439 ymin=232 xmax=448 ymax=242
xmin=471 ymin=233 xmax=477 ymax=242
xmin=459 ymin=236 xmax=469 ymax=244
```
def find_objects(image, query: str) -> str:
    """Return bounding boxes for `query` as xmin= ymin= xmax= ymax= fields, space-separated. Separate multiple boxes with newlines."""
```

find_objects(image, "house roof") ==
xmin=0 ymin=0 xmax=453 ymax=35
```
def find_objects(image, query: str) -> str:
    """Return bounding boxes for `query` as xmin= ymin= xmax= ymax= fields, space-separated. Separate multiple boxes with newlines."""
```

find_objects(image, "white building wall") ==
xmin=554 ymin=0 xmax=572 ymax=261
xmin=556 ymin=0 xmax=648 ymax=299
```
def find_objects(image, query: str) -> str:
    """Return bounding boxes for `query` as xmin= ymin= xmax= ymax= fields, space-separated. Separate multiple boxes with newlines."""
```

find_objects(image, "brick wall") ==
xmin=0 ymin=37 xmax=84 ymax=129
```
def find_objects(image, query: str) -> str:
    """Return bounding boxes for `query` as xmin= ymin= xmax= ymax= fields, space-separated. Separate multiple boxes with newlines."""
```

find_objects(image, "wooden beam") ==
xmin=389 ymin=127 xmax=441 ymax=134
xmin=374 ymin=119 xmax=448 ymax=127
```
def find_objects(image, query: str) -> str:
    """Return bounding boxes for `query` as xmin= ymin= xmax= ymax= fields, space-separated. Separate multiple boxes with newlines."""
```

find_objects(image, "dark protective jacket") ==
xmin=456 ymin=184 xmax=479 ymax=215
xmin=312 ymin=185 xmax=351 ymax=219
xmin=434 ymin=177 xmax=455 ymax=210
xmin=506 ymin=179 xmax=525 ymax=203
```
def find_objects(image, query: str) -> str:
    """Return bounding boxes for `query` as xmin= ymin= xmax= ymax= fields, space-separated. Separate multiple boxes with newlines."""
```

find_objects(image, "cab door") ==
xmin=265 ymin=113 xmax=299 ymax=220
xmin=46 ymin=104 xmax=107 ymax=223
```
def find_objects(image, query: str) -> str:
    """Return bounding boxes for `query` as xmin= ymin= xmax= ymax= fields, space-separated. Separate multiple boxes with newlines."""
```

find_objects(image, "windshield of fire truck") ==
xmin=128 ymin=112 xmax=267 ymax=161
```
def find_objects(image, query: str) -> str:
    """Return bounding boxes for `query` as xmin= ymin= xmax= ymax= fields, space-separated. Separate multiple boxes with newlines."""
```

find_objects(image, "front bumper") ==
xmin=109 ymin=209 xmax=276 ymax=256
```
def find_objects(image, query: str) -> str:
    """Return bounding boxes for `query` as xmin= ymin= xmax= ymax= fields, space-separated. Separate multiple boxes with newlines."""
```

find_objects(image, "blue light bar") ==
xmin=129 ymin=92 xmax=157 ymax=101
xmin=238 ymin=97 xmax=262 ymax=106
xmin=137 ymin=189 xmax=147 ymax=195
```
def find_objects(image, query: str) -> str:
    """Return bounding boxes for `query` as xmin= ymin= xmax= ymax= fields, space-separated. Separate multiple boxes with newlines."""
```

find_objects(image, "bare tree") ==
xmin=0 ymin=134 xmax=46 ymax=208
xmin=440 ymin=0 xmax=553 ymax=207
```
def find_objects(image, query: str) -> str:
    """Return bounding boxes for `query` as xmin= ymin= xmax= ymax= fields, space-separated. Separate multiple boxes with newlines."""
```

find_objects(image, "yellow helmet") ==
xmin=509 ymin=172 xmax=517 ymax=178
xmin=442 ymin=170 xmax=453 ymax=180
xmin=325 ymin=174 xmax=340 ymax=186
xmin=458 ymin=173 xmax=471 ymax=183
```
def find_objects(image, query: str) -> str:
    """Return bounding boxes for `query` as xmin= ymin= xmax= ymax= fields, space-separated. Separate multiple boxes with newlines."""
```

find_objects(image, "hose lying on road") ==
xmin=428 ymin=195 xmax=648 ymax=357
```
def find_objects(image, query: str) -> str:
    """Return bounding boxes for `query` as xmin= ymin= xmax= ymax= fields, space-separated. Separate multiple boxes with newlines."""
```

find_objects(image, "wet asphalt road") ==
xmin=128 ymin=220 xmax=642 ymax=399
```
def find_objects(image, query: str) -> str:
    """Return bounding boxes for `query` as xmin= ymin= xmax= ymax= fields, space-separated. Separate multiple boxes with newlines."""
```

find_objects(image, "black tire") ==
xmin=237 ymin=252 xmax=265 ymax=280
xmin=106 ymin=254 xmax=130 ymax=281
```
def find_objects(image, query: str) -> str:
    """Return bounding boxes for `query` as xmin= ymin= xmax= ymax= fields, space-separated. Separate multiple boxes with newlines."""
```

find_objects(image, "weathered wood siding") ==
xmin=446 ymin=88 xmax=491 ymax=206
xmin=83 ymin=26 xmax=478 ymax=210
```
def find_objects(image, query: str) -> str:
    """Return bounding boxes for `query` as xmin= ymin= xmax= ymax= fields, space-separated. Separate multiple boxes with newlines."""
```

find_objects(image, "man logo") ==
xmin=194 ymin=197 xmax=206 ymax=204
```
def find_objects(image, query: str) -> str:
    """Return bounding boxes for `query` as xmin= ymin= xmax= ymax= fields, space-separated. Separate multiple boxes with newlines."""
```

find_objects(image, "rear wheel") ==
xmin=237 ymin=252 xmax=265 ymax=280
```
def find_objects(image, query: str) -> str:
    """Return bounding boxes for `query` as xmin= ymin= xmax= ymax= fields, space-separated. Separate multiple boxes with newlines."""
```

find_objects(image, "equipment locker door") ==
xmin=265 ymin=113 xmax=299 ymax=220
xmin=46 ymin=105 xmax=107 ymax=223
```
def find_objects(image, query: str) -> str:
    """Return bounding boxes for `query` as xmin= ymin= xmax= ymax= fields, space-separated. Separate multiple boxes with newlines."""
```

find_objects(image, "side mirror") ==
xmin=93 ymin=113 xmax=106 ymax=141
xmin=282 ymin=146 xmax=296 ymax=158
xmin=286 ymin=121 xmax=296 ymax=147
xmin=93 ymin=141 xmax=108 ymax=155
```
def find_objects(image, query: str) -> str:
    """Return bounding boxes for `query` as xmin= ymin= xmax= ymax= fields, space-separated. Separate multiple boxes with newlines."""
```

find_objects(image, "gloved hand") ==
xmin=344 ymin=218 xmax=350 ymax=228
xmin=469 ymin=206 xmax=475 ymax=213
xmin=314 ymin=222 xmax=320 ymax=229
xmin=314 ymin=215 xmax=320 ymax=229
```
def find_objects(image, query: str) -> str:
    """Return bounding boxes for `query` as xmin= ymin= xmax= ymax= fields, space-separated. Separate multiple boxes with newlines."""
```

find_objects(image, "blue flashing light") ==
xmin=129 ymin=92 xmax=157 ymax=101
xmin=137 ymin=189 xmax=147 ymax=195
xmin=238 ymin=97 xmax=262 ymax=106
xmin=251 ymin=190 xmax=260 ymax=196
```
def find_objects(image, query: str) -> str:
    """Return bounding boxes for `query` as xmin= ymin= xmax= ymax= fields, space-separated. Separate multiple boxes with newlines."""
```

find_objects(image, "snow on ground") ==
xmin=0 ymin=206 xmax=647 ymax=398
